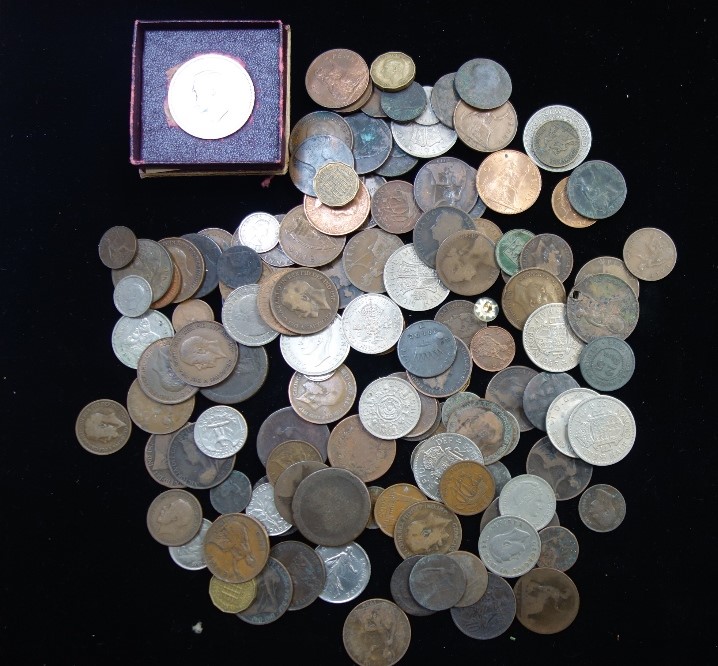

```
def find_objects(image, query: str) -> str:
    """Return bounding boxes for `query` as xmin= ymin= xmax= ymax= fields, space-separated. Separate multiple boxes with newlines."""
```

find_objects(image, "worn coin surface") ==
xmin=204 ymin=513 xmax=269 ymax=584
xmin=278 ymin=204 xmax=346 ymax=267
xmin=111 ymin=238 xmax=174 ymax=303
xmin=532 ymin=119 xmax=580 ymax=168
xmin=446 ymin=550 xmax=489 ymax=607
xmin=477 ymin=149 xmax=542 ymax=215
xmin=279 ymin=314 xmax=350 ymax=377
xmin=381 ymin=81 xmax=427 ymax=121
xmin=430 ymin=72 xmax=460 ymax=127
xmin=270 ymin=540 xmax=326 ymax=611
xmin=246 ymin=483 xmax=292 ymax=537
xmin=470 ymin=325 xmax=515 ymax=372
xmin=75 ymin=399 xmax=132 ymax=455
xmin=113 ymin=275 xmax=152 ymax=317
xmin=169 ymin=517 xmax=210 ymax=571
xmin=574 ymin=255 xmax=639 ymax=298
xmin=316 ymin=542 xmax=371 ymax=603
xmin=514 ymin=568 xmax=580 ymax=634
xmin=406 ymin=336 xmax=472 ymax=399
xmin=485 ymin=365 xmax=538 ymax=431
xmin=137 ymin=337 xmax=198 ymax=405
xmin=523 ymin=370 xmax=580 ymax=431
xmin=289 ymin=364 xmax=356 ymax=425
xmin=236 ymin=557 xmax=293 ymax=625
xmin=414 ymin=156 xmax=479 ymax=213
xmin=209 ymin=470 xmax=252 ymax=515
xmin=446 ymin=399 xmax=513 ymax=464
xmin=166 ymin=422 xmax=235 ymax=490
xmin=551 ymin=176 xmax=597 ymax=228
xmin=158 ymin=237 xmax=205 ymax=303
xmin=454 ymin=100 xmax=518 ymax=152
xmin=146 ymin=488 xmax=203 ymax=547
xmin=499 ymin=473 xmax=557 ymax=530
xmin=359 ymin=375 xmax=422 ymax=439
xmin=374 ymin=483 xmax=427 ymax=537
xmin=397 ymin=320 xmax=457 ymax=378
xmin=199 ymin=343 xmax=268 ymax=404
xmin=478 ymin=515 xmax=541 ymax=577
xmin=578 ymin=483 xmax=627 ymax=532
xmin=144 ymin=433 xmax=184 ymax=488
xmin=126 ymin=379 xmax=194 ymax=435
xmin=342 ymin=227 xmax=403 ymax=293
xmin=216 ymin=244 xmax=263 ymax=290
xmin=111 ymin=309 xmax=174 ymax=369
xmin=413 ymin=206 xmax=475 ymax=269
xmin=390 ymin=555 xmax=436 ymax=617
xmin=567 ymin=159 xmax=627 ymax=219
xmin=273 ymin=460 xmax=328 ymax=524
xmin=579 ymin=336 xmax=636 ymax=391
xmin=304 ymin=182 xmax=370 ymax=236
xmin=256 ymin=405 xmax=330 ymax=465
xmin=384 ymin=244 xmax=451 ymax=311
xmin=343 ymin=598 xmax=411 ymax=666
xmin=289 ymin=109 xmax=353 ymax=154
xmin=371 ymin=179 xmax=422 ymax=234
xmin=537 ymin=525 xmax=580 ymax=571
xmin=270 ymin=267 xmax=339 ymax=335
xmin=266 ymin=440 xmax=323 ymax=485
xmin=450 ymin=573 xmax=516 ymax=639
xmin=222 ymin=283 xmax=279 ymax=347
xmin=455 ymin=58 xmax=512 ymax=110
xmin=390 ymin=119 xmax=458 ymax=158
xmin=436 ymin=229 xmax=500 ymax=296
xmin=393 ymin=500 xmax=462 ymax=559
xmin=434 ymin=299 xmax=487 ymax=347
xmin=168 ymin=53 xmax=254 ymax=140
xmin=526 ymin=435 xmax=593 ymax=501
xmin=172 ymin=299 xmax=214 ymax=332
xmin=305 ymin=48 xmax=370 ymax=109
xmin=623 ymin=226 xmax=677 ymax=281
xmin=180 ymin=233 xmax=221 ymax=299
xmin=312 ymin=161 xmax=360 ymax=207
xmin=501 ymin=268 xmax=566 ymax=331
xmin=343 ymin=112 xmax=393 ymax=174
xmin=409 ymin=553 xmax=466 ymax=611
xmin=519 ymin=232 xmax=574 ymax=282
xmin=439 ymin=460 xmax=495 ymax=516
xmin=99 ymin=225 xmax=137 ymax=269
xmin=290 ymin=134 xmax=355 ymax=197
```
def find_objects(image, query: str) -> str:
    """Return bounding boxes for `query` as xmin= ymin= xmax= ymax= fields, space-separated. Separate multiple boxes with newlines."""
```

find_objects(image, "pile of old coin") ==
xmin=76 ymin=47 xmax=678 ymax=664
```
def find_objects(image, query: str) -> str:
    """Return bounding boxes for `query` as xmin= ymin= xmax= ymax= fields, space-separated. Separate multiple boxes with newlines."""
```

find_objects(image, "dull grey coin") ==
xmin=273 ymin=460 xmax=328 ymax=524
xmin=526 ymin=435 xmax=593 ymax=501
xmin=209 ymin=470 xmax=253 ymax=514
xmin=390 ymin=555 xmax=437 ymax=617
xmin=343 ymin=112 xmax=393 ymax=174
xmin=523 ymin=371 xmax=580 ymax=431
xmin=167 ymin=423 xmax=235 ymax=490
xmin=168 ymin=518 xmax=211 ymax=570
xmin=486 ymin=461 xmax=512 ymax=498
xmin=578 ymin=483 xmax=626 ymax=532
xmin=289 ymin=134 xmax=355 ymax=197
xmin=485 ymin=365 xmax=538 ymax=432
xmin=446 ymin=550 xmax=489 ymax=607
xmin=236 ymin=557 xmax=293 ymax=625
xmin=292 ymin=467 xmax=371 ymax=546
xmin=216 ymin=245 xmax=263 ymax=289
xmin=256 ymin=406 xmax=330 ymax=465
xmin=375 ymin=142 xmax=419 ymax=177
xmin=538 ymin=525 xmax=579 ymax=571
xmin=181 ymin=233 xmax=221 ymax=298
xmin=381 ymin=81 xmax=427 ymax=121
xmin=409 ymin=553 xmax=466 ymax=611
xmin=579 ymin=336 xmax=636 ymax=391
xmin=455 ymin=58 xmax=512 ymax=110
xmin=532 ymin=119 xmax=581 ymax=168
xmin=199 ymin=343 xmax=268 ymax=404
xmin=450 ymin=573 xmax=516 ymax=639
xmin=479 ymin=497 xmax=500 ymax=533
xmin=430 ymin=73 xmax=460 ymax=128
xmin=397 ymin=320 xmax=457 ymax=377
xmin=567 ymin=159 xmax=627 ymax=219
xmin=270 ymin=540 xmax=326 ymax=611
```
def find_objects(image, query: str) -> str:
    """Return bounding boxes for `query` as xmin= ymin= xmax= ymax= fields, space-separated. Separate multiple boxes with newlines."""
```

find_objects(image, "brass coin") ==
xmin=374 ymin=483 xmax=427 ymax=537
xmin=75 ymin=398 xmax=132 ymax=455
xmin=146 ymin=488 xmax=203 ymax=547
xmin=312 ymin=162 xmax=360 ymax=207
xmin=208 ymin=575 xmax=257 ymax=614
xmin=370 ymin=51 xmax=416 ymax=91
xmin=514 ymin=568 xmax=580 ymax=634
xmin=305 ymin=48 xmax=370 ymax=109
xmin=438 ymin=460 xmax=495 ymax=516
xmin=168 ymin=320 xmax=238 ymax=387
xmin=501 ymin=268 xmax=566 ymax=331
xmin=203 ymin=513 xmax=270 ymax=584
xmin=476 ymin=149 xmax=542 ymax=215
xmin=343 ymin=598 xmax=411 ymax=666
xmin=393 ymin=500 xmax=462 ymax=559
xmin=469 ymin=325 xmax=516 ymax=371
xmin=265 ymin=440 xmax=323 ymax=485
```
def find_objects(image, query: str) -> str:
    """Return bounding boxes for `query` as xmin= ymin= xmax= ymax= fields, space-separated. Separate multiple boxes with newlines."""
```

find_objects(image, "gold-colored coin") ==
xmin=439 ymin=460 xmax=495 ymax=516
xmin=370 ymin=51 xmax=415 ymax=91
xmin=373 ymin=483 xmax=426 ymax=537
xmin=393 ymin=500 xmax=462 ymax=559
xmin=208 ymin=575 xmax=257 ymax=613
xmin=313 ymin=162 xmax=360 ymax=207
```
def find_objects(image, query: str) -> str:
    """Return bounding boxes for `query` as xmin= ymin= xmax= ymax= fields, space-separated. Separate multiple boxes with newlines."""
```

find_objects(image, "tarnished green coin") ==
xmin=494 ymin=228 xmax=535 ymax=276
xmin=380 ymin=81 xmax=428 ymax=121
xmin=567 ymin=159 xmax=627 ymax=219
xmin=579 ymin=336 xmax=636 ymax=391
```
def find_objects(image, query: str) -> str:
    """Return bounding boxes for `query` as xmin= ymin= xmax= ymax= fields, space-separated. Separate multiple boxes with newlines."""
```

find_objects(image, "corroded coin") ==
xmin=439 ymin=460 xmax=495 ymax=516
xmin=216 ymin=244 xmax=263 ymax=290
xmin=126 ymin=379 xmax=194 ymax=435
xmin=146 ymin=488 xmax=203 ymax=547
xmin=270 ymin=267 xmax=339 ymax=334
xmin=522 ymin=302 xmax=584 ymax=372
xmin=397 ymin=320 xmax=457 ymax=378
xmin=289 ymin=364 xmax=356 ymax=425
xmin=270 ymin=540 xmax=326 ymax=611
xmin=380 ymin=81 xmax=427 ymax=121
xmin=289 ymin=109 xmax=353 ymax=154
xmin=209 ymin=470 xmax=252 ymax=515
xmin=99 ymin=225 xmax=137 ymax=269
xmin=430 ymin=72 xmax=460 ymax=128
xmin=137 ymin=337 xmax=198 ymax=405
xmin=203 ymin=513 xmax=270 ymax=584
xmin=455 ymin=58 xmax=512 ymax=110
xmin=485 ymin=365 xmax=538 ymax=432
xmin=567 ymin=159 xmax=627 ymax=219
xmin=328 ymin=414 xmax=396 ymax=483
xmin=436 ymin=229 xmax=500 ymax=296
xmin=342 ymin=227 xmax=404 ymax=293
xmin=158 ymin=236 xmax=205 ymax=303
xmin=292 ymin=467 xmax=371 ymax=546
xmin=469 ymin=325 xmax=515 ymax=372
xmin=450 ymin=573 xmax=516 ymax=640
xmin=168 ymin=319 xmax=238 ymax=387
xmin=523 ymin=370 xmax=580 ymax=431
xmin=343 ymin=112 xmax=393 ymax=174
xmin=454 ymin=100 xmax=518 ymax=152
xmin=579 ymin=336 xmax=636 ymax=391
xmin=551 ymin=177 xmax=597 ymax=228
xmin=406 ymin=336 xmax=472 ymax=399
xmin=370 ymin=51 xmax=415 ymax=91
xmin=514 ymin=568 xmax=580 ymax=634
xmin=578 ymin=483 xmax=626 ymax=532
xmin=236 ymin=557 xmax=293 ymax=625
xmin=477 ymin=149 xmax=542 ymax=215
xmin=208 ymin=575 xmax=257 ymax=614
xmin=374 ymin=483 xmax=427 ymax=537
xmin=413 ymin=156 xmax=479 ymax=213
xmin=305 ymin=48 xmax=370 ymax=109
xmin=75 ymin=399 xmax=132 ymax=455
xmin=573 ymin=255 xmax=639 ymax=298
xmin=495 ymin=228 xmax=535 ymax=276
xmin=313 ymin=161 xmax=360 ymax=207
xmin=393 ymin=500 xmax=462 ymax=559
xmin=532 ymin=119 xmax=580 ymax=168
xmin=168 ymin=53 xmax=254 ymax=140
xmin=526 ymin=436 xmax=593 ymax=501
xmin=199 ymin=343 xmax=268 ymax=405
xmin=501 ymin=268 xmax=566 ymax=331
xmin=519 ymin=232 xmax=574 ymax=282
xmin=623 ymin=226 xmax=677 ymax=281
xmin=446 ymin=550 xmax=489 ymax=607
xmin=304 ymin=181 xmax=370 ymax=236
xmin=413 ymin=205 xmax=475 ymax=268
xmin=537 ymin=525 xmax=580 ymax=571
xmin=371 ymin=179 xmax=422 ymax=234
xmin=358 ymin=375 xmax=422 ymax=439
xmin=360 ymin=84 xmax=387 ymax=118
xmin=409 ymin=553 xmax=466 ymax=610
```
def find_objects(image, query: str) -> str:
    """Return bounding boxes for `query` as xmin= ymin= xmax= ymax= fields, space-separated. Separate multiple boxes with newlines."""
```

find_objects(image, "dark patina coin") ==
xmin=289 ymin=134 xmax=355 ymax=197
xmin=450 ymin=573 xmax=516 ymax=639
xmin=409 ymin=553 xmax=467 ymax=611
xmin=413 ymin=206 xmax=475 ymax=268
xmin=514 ymin=568 xmax=580 ymax=634
xmin=455 ymin=58 xmax=512 ymax=110
xmin=532 ymin=119 xmax=580 ymax=168
xmin=199 ymin=344 xmax=268 ymax=404
xmin=390 ymin=555 xmax=437 ymax=617
xmin=567 ymin=159 xmax=627 ymax=219
xmin=430 ymin=72 xmax=460 ymax=128
xmin=380 ymin=81 xmax=428 ymax=121
xmin=209 ymin=470 xmax=253 ymax=514
xmin=579 ymin=336 xmax=636 ymax=391
xmin=181 ymin=232 xmax=221 ymax=298
xmin=523 ymin=371 xmax=580 ymax=431
xmin=375 ymin=143 xmax=418 ymax=177
xmin=256 ymin=406 xmax=330 ymax=465
xmin=236 ymin=558 xmax=293 ymax=625
xmin=99 ymin=225 xmax=137 ymax=269
xmin=397 ymin=320 xmax=457 ymax=378
xmin=217 ymin=244 xmax=263 ymax=289
xmin=526 ymin=435 xmax=593 ymax=500
xmin=167 ymin=423 xmax=235 ymax=490
xmin=270 ymin=540 xmax=326 ymax=611
xmin=343 ymin=112 xmax=393 ymax=174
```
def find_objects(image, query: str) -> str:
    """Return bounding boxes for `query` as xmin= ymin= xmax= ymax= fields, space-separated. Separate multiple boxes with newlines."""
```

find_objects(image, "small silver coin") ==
xmin=478 ymin=515 xmax=541 ymax=578
xmin=113 ymin=275 xmax=153 ymax=317
xmin=168 ymin=518 xmax=211 ymax=570
xmin=316 ymin=542 xmax=371 ymax=603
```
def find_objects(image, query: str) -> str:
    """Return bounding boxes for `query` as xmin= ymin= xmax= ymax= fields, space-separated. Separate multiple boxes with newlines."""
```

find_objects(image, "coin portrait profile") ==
xmin=488 ymin=524 xmax=532 ymax=562
xmin=156 ymin=498 xmax=193 ymax=537
xmin=84 ymin=409 xmax=125 ymax=443
xmin=180 ymin=334 xmax=230 ymax=370
xmin=281 ymin=280 xmax=332 ymax=318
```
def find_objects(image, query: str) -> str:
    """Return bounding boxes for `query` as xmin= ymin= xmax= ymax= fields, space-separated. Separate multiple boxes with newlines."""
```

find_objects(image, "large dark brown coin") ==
xmin=413 ymin=156 xmax=479 ymax=213
xmin=526 ymin=435 xmax=593 ymax=500
xmin=342 ymin=227 xmax=404 ymax=293
xmin=111 ymin=238 xmax=173 ymax=303
xmin=277 ymin=204 xmax=346 ymax=268
xmin=450 ymin=572 xmax=516 ymax=639
xmin=126 ymin=379 xmax=194 ymax=435
xmin=343 ymin=598 xmax=411 ymax=666
xmin=273 ymin=460 xmax=328 ymax=524
xmin=519 ymin=232 xmax=574 ymax=283
xmin=501 ymin=268 xmax=566 ymax=330
xmin=513 ymin=568 xmax=580 ymax=634
xmin=180 ymin=232 xmax=222 ymax=298
xmin=199 ymin=343 xmax=268 ymax=404
xmin=98 ymin=225 xmax=137 ymax=269
xmin=406 ymin=336 xmax=472 ymax=399
xmin=137 ymin=338 xmax=198 ymax=405
xmin=167 ymin=423 xmax=235 ymax=490
xmin=256 ymin=406 xmax=330 ymax=465
xmin=523 ymin=371 xmax=580 ymax=431
xmin=144 ymin=433 xmax=185 ymax=488
xmin=430 ymin=72 xmax=460 ymax=128
xmin=434 ymin=299 xmax=487 ymax=347
xmin=289 ymin=364 xmax=357 ymax=425
xmin=265 ymin=440 xmax=323 ymax=485
xmin=75 ymin=398 xmax=132 ymax=455
xmin=413 ymin=205 xmax=475 ymax=268
xmin=390 ymin=555 xmax=436 ymax=617
xmin=409 ymin=553 xmax=466 ymax=611
xmin=292 ymin=467 xmax=371 ymax=546
xmin=216 ymin=244 xmax=263 ymax=290
xmin=393 ymin=500 xmax=462 ymax=559
xmin=485 ymin=365 xmax=538 ymax=432
xmin=537 ymin=526 xmax=579 ymax=571
xmin=435 ymin=229 xmax=500 ymax=296
xmin=158 ymin=236 xmax=205 ymax=303
xmin=236 ymin=558 xmax=293 ymax=625
xmin=270 ymin=540 xmax=326 ymax=611
xmin=270 ymin=267 xmax=339 ymax=334
xmin=371 ymin=179 xmax=422 ymax=234
xmin=446 ymin=550 xmax=489 ymax=607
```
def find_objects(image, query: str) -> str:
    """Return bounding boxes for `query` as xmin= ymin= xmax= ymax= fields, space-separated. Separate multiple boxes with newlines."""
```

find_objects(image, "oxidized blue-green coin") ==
xmin=455 ymin=58 xmax=512 ymax=110
xmin=567 ymin=159 xmax=627 ymax=219
xmin=494 ymin=228 xmax=535 ymax=275
xmin=579 ymin=336 xmax=635 ymax=391
xmin=381 ymin=81 xmax=428 ymax=121
xmin=375 ymin=142 xmax=418 ymax=177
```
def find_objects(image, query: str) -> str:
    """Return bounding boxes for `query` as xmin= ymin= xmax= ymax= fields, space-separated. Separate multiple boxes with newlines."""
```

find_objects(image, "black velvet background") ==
xmin=2 ymin=2 xmax=715 ymax=664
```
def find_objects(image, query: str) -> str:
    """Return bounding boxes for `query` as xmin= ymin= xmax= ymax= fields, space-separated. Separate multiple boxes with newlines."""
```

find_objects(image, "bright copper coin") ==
xmin=126 ymin=378 xmax=194 ymax=435
xmin=305 ymin=48 xmax=370 ymax=109
xmin=75 ymin=398 xmax=132 ymax=455
xmin=374 ymin=483 xmax=427 ymax=537
xmin=265 ymin=440 xmax=323 ymax=485
xmin=312 ymin=161 xmax=360 ymax=207
xmin=158 ymin=236 xmax=205 ymax=303
xmin=454 ymin=100 xmax=518 ymax=152
xmin=343 ymin=598 xmax=411 ymax=666
xmin=277 ymin=204 xmax=346 ymax=268
xmin=370 ymin=51 xmax=415 ymax=91
xmin=393 ymin=500 xmax=462 ymax=559
xmin=288 ymin=364 xmax=357 ymax=425
xmin=470 ymin=325 xmax=516 ymax=371
xmin=551 ymin=177 xmax=597 ymax=228
xmin=98 ymin=225 xmax=137 ymax=269
xmin=477 ymin=149 xmax=542 ymax=215
xmin=146 ymin=488 xmax=203 ymax=547
xmin=371 ymin=179 xmax=422 ymax=234
xmin=303 ymin=181 xmax=370 ymax=235
xmin=327 ymin=414 xmax=397 ymax=483
xmin=513 ymin=568 xmax=580 ymax=634
xmin=501 ymin=268 xmax=566 ymax=330
xmin=171 ymin=298 xmax=214 ymax=331
xmin=439 ymin=460 xmax=495 ymax=516
xmin=342 ymin=227 xmax=404 ymax=293
xmin=435 ymin=229 xmax=500 ymax=296
xmin=519 ymin=232 xmax=574 ymax=283
xmin=168 ymin=320 xmax=238 ymax=387
xmin=269 ymin=267 xmax=339 ymax=334
xmin=203 ymin=513 xmax=270 ymax=584
xmin=623 ymin=226 xmax=678 ymax=281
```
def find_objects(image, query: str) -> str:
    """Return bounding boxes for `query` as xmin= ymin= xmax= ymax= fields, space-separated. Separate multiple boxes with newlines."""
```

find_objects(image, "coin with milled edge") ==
xmin=246 ymin=483 xmax=292 ymax=536
xmin=514 ymin=568 xmax=580 ymax=633
xmin=522 ymin=302 xmax=584 ymax=372
xmin=222 ymin=283 xmax=279 ymax=347
xmin=545 ymin=387 xmax=598 ymax=458
xmin=194 ymin=405 xmax=247 ymax=459
xmin=478 ymin=515 xmax=541 ymax=577
xmin=523 ymin=105 xmax=592 ymax=173
xmin=391 ymin=119 xmax=458 ymax=158
xmin=75 ymin=399 xmax=132 ymax=455
xmin=623 ymin=226 xmax=677 ymax=281
xmin=359 ymin=376 xmax=422 ymax=439
xmin=113 ymin=275 xmax=152 ymax=317
xmin=279 ymin=314 xmax=350 ymax=377
xmin=146 ymin=488 xmax=203 ymax=547
xmin=342 ymin=293 xmax=404 ymax=354
xmin=384 ymin=244 xmax=450 ymax=311
xmin=579 ymin=336 xmax=636 ymax=391
xmin=578 ymin=483 xmax=626 ymax=532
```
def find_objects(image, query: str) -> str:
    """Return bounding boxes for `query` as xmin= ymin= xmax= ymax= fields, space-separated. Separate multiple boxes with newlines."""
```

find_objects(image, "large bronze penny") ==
xmin=477 ymin=150 xmax=542 ymax=215
xmin=265 ymin=440 xmax=323 ymax=485
xmin=305 ymin=48 xmax=370 ymax=109
xmin=343 ymin=598 xmax=411 ymax=666
xmin=158 ymin=236 xmax=205 ymax=303
xmin=126 ymin=379 xmax=194 ymax=435
xmin=514 ymin=568 xmax=580 ymax=634
xmin=303 ymin=181 xmax=370 ymax=236
xmin=75 ymin=398 xmax=132 ymax=455
xmin=98 ymin=225 xmax=137 ymax=269
xmin=270 ymin=540 xmax=327 ymax=611
xmin=435 ymin=229 xmax=500 ymax=296
xmin=374 ymin=483 xmax=427 ymax=537
xmin=501 ymin=268 xmax=566 ymax=331
xmin=623 ymin=226 xmax=677 ymax=281
xmin=342 ymin=227 xmax=404 ymax=293
xmin=168 ymin=320 xmax=238 ymax=387
xmin=256 ymin=406 xmax=330 ymax=465
xmin=136 ymin=337 xmax=198 ymax=405
xmin=288 ymin=364 xmax=357 ymax=425
xmin=270 ymin=267 xmax=339 ymax=334
xmin=393 ymin=500 xmax=462 ymax=559
xmin=273 ymin=460 xmax=328 ymax=524
xmin=277 ymin=204 xmax=346 ymax=268
xmin=371 ymin=179 xmax=422 ymax=234
xmin=146 ymin=488 xmax=203 ymax=547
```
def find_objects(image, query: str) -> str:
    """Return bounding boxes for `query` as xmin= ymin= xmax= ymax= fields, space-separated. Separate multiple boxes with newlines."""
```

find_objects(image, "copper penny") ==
xmin=374 ymin=483 xmax=427 ymax=537
xmin=343 ymin=598 xmax=411 ymax=666
xmin=203 ymin=513 xmax=270 ymax=584
xmin=501 ymin=268 xmax=566 ymax=330
xmin=273 ymin=460 xmax=328 ymax=523
xmin=453 ymin=100 xmax=518 ymax=152
xmin=256 ymin=405 xmax=330 ymax=465
xmin=413 ymin=156 xmax=478 ymax=213
xmin=439 ymin=460 xmax=495 ymax=516
xmin=256 ymin=268 xmax=296 ymax=335
xmin=266 ymin=440 xmax=323 ymax=485
xmin=371 ymin=179 xmax=422 ymax=234
xmin=288 ymin=364 xmax=357 ymax=425
xmin=126 ymin=378 xmax=194 ymax=435
xmin=334 ymin=78 xmax=375 ymax=113
xmin=168 ymin=320 xmax=238 ymax=387
xmin=270 ymin=267 xmax=339 ymax=334
xmin=435 ymin=229 xmax=500 ymax=296
xmin=278 ymin=204 xmax=346 ymax=268
xmin=485 ymin=365 xmax=538 ymax=432
xmin=551 ymin=177 xmax=596 ymax=228
xmin=623 ymin=226 xmax=677 ymax=281
xmin=393 ymin=500 xmax=462 ymax=559
xmin=158 ymin=236 xmax=205 ymax=303
xmin=137 ymin=337 xmax=198 ymax=405
xmin=112 ymin=238 xmax=173 ymax=304
xmin=472 ymin=217 xmax=503 ymax=243
xmin=327 ymin=414 xmax=396 ymax=483
xmin=303 ymin=181 xmax=370 ymax=236
xmin=150 ymin=259 xmax=182 ymax=309
xmin=573 ymin=256 xmax=639 ymax=298
xmin=342 ymin=227 xmax=404 ymax=293
xmin=470 ymin=326 xmax=516 ymax=371
xmin=75 ymin=398 xmax=132 ymax=455
xmin=98 ymin=225 xmax=137 ymax=269
xmin=305 ymin=48 xmax=370 ymax=109
xmin=519 ymin=232 xmax=574 ymax=283
xmin=514 ymin=568 xmax=580 ymax=634
xmin=476 ymin=149 xmax=542 ymax=215
xmin=144 ymin=433 xmax=184 ymax=488
xmin=434 ymin=299 xmax=487 ymax=348
xmin=146 ymin=488 xmax=203 ymax=547
xmin=171 ymin=299 xmax=214 ymax=331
